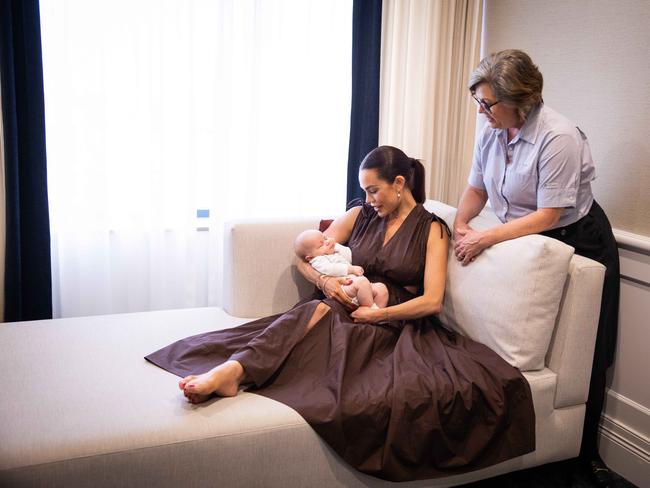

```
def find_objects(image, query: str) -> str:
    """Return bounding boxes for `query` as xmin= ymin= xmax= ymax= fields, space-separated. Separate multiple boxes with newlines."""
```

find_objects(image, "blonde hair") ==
xmin=469 ymin=49 xmax=543 ymax=123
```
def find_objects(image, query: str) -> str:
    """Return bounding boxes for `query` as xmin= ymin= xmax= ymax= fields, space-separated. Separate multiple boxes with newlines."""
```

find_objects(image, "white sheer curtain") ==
xmin=379 ymin=0 xmax=482 ymax=205
xmin=40 ymin=0 xmax=352 ymax=318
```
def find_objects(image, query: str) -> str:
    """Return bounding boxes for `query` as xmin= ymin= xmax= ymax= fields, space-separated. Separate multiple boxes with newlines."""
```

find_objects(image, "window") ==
xmin=40 ymin=0 xmax=352 ymax=317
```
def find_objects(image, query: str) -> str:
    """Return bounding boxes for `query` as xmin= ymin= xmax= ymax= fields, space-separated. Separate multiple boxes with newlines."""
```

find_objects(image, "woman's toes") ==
xmin=185 ymin=391 xmax=210 ymax=404
xmin=178 ymin=363 xmax=243 ymax=402
xmin=179 ymin=376 xmax=195 ymax=390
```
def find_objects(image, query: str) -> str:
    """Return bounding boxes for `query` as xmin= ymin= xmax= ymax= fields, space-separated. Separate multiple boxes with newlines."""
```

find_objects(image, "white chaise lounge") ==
xmin=0 ymin=200 xmax=605 ymax=487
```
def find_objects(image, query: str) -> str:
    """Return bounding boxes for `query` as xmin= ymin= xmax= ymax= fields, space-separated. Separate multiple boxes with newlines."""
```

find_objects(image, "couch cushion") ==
xmin=0 ymin=309 xmax=321 ymax=485
xmin=425 ymin=201 xmax=574 ymax=371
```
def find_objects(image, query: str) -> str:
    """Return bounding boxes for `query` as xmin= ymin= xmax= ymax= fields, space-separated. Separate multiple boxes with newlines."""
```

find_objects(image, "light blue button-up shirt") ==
xmin=468 ymin=105 xmax=595 ymax=229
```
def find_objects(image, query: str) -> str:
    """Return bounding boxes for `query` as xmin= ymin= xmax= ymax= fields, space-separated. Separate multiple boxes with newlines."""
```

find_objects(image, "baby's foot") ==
xmin=179 ymin=360 xmax=244 ymax=404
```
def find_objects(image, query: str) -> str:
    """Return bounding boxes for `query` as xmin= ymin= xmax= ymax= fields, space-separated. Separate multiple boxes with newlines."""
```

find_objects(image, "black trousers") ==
xmin=541 ymin=201 xmax=620 ymax=459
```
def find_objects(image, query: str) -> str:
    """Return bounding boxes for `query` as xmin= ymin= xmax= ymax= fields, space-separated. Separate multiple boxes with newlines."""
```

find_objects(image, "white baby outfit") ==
xmin=309 ymin=243 xmax=353 ymax=277
xmin=309 ymin=244 xmax=362 ymax=306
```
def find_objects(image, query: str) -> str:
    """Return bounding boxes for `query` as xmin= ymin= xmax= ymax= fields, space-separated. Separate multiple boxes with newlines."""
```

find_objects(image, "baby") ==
xmin=294 ymin=229 xmax=388 ymax=308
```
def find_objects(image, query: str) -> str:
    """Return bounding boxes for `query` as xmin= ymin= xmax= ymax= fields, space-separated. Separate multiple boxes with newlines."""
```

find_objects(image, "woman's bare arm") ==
xmin=452 ymin=185 xmax=488 ymax=236
xmin=453 ymin=207 xmax=563 ymax=265
xmin=322 ymin=206 xmax=361 ymax=243
xmin=351 ymin=221 xmax=448 ymax=323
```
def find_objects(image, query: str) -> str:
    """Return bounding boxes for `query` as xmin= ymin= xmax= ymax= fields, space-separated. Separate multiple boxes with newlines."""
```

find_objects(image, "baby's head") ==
xmin=294 ymin=229 xmax=337 ymax=261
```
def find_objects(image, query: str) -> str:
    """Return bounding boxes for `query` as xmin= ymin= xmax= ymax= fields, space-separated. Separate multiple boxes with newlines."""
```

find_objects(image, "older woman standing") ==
xmin=453 ymin=49 xmax=619 ymax=486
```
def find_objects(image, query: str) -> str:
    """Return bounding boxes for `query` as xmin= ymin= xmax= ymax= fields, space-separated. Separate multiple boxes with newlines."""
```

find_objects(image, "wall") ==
xmin=482 ymin=0 xmax=650 ymax=236
xmin=482 ymin=1 xmax=650 ymax=485
xmin=601 ymin=243 xmax=650 ymax=487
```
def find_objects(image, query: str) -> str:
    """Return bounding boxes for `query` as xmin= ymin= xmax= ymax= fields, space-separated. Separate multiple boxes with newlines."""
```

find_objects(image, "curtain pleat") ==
xmin=0 ymin=0 xmax=52 ymax=321
xmin=379 ymin=0 xmax=482 ymax=206
xmin=346 ymin=0 xmax=383 ymax=205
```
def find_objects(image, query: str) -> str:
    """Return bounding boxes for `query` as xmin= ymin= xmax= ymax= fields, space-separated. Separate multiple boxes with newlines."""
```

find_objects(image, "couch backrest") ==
xmin=223 ymin=217 xmax=319 ymax=318
xmin=425 ymin=200 xmax=605 ymax=392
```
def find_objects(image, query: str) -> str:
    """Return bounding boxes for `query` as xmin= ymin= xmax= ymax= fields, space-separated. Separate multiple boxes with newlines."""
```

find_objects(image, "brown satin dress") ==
xmin=145 ymin=203 xmax=535 ymax=481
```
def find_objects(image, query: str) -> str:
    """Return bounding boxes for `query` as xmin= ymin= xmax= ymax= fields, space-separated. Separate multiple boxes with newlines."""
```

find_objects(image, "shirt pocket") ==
xmin=503 ymin=169 xmax=538 ymax=208
xmin=511 ymin=150 xmax=538 ymax=178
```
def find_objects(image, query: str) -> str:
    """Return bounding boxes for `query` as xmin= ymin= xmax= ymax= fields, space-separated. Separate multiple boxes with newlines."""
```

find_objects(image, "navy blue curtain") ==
xmin=346 ymin=0 xmax=382 ymax=205
xmin=0 ymin=0 xmax=52 ymax=321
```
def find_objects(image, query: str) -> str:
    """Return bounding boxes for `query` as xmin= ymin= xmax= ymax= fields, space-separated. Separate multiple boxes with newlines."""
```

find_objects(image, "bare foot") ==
xmin=178 ymin=376 xmax=210 ymax=404
xmin=178 ymin=360 xmax=244 ymax=404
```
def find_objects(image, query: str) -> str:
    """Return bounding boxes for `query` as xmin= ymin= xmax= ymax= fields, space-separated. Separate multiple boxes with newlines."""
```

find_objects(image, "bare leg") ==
xmin=341 ymin=283 xmax=356 ymax=300
xmin=304 ymin=301 xmax=331 ymax=334
xmin=179 ymin=302 xmax=331 ymax=404
xmin=344 ymin=276 xmax=374 ymax=307
xmin=371 ymin=282 xmax=389 ymax=308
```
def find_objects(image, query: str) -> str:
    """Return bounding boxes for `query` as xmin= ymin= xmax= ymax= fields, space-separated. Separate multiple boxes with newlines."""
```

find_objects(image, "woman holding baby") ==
xmin=146 ymin=145 xmax=535 ymax=481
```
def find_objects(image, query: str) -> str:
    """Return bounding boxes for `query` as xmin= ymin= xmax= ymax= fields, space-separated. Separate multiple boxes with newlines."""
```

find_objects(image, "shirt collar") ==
xmin=513 ymin=104 xmax=543 ymax=145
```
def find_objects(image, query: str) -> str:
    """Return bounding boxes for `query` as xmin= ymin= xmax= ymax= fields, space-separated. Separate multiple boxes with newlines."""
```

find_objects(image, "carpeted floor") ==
xmin=459 ymin=458 xmax=638 ymax=487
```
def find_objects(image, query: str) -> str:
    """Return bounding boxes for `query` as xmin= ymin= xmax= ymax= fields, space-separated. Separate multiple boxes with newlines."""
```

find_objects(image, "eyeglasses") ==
xmin=471 ymin=94 xmax=500 ymax=114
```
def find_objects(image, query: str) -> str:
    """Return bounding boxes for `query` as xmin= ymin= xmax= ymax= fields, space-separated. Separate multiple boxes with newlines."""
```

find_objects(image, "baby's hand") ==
xmin=348 ymin=265 xmax=364 ymax=276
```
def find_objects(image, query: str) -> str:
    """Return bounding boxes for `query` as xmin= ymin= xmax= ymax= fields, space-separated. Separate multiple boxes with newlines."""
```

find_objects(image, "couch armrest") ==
xmin=427 ymin=199 xmax=606 ymax=407
xmin=223 ymin=217 xmax=320 ymax=318
xmin=546 ymin=254 xmax=605 ymax=408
